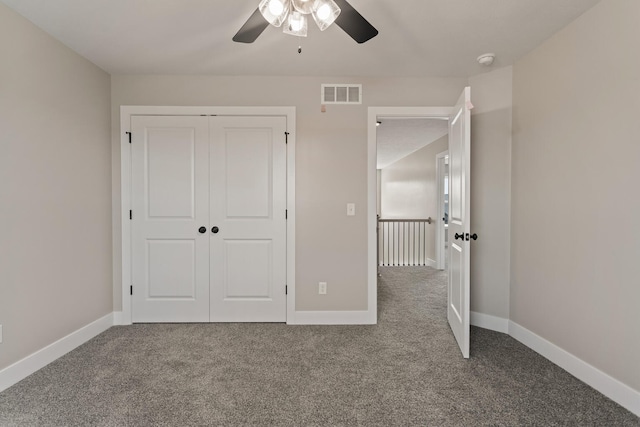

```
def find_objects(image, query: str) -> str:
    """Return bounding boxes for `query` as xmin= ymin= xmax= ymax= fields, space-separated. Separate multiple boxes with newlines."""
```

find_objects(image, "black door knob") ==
xmin=470 ymin=233 xmax=478 ymax=241
xmin=198 ymin=226 xmax=206 ymax=234
xmin=211 ymin=226 xmax=219 ymax=234
xmin=454 ymin=233 xmax=464 ymax=240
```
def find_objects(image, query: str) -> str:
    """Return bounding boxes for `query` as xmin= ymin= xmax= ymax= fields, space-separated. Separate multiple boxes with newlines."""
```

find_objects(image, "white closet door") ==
xmin=131 ymin=116 xmax=210 ymax=322
xmin=209 ymin=116 xmax=287 ymax=322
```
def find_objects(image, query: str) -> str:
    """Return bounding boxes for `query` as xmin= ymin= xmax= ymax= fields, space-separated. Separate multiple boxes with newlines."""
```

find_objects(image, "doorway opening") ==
xmin=368 ymin=88 xmax=471 ymax=358
xmin=376 ymin=117 xmax=448 ymax=269
xmin=367 ymin=107 xmax=452 ymax=326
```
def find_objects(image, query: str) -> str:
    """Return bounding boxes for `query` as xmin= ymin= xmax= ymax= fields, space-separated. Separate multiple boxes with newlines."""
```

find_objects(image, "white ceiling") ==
xmin=1 ymin=0 xmax=599 ymax=77
xmin=377 ymin=119 xmax=448 ymax=169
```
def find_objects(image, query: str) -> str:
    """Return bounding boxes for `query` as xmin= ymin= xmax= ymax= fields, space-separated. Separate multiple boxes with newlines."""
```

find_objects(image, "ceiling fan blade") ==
xmin=334 ymin=0 xmax=378 ymax=44
xmin=233 ymin=8 xmax=269 ymax=43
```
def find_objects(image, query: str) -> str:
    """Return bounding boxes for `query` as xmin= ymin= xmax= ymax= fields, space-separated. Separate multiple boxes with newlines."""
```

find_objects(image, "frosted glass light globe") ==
xmin=290 ymin=12 xmax=304 ymax=30
xmin=269 ymin=0 xmax=285 ymax=16
xmin=316 ymin=4 xmax=331 ymax=20
xmin=311 ymin=0 xmax=340 ymax=31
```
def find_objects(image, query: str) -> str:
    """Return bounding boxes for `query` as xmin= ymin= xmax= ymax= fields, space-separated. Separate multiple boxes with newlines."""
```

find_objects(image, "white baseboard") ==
xmin=509 ymin=321 xmax=640 ymax=417
xmin=288 ymin=310 xmax=376 ymax=325
xmin=426 ymin=258 xmax=437 ymax=268
xmin=3 ymin=311 xmax=637 ymax=418
xmin=0 ymin=313 xmax=114 ymax=393
xmin=112 ymin=311 xmax=124 ymax=326
xmin=470 ymin=311 xmax=509 ymax=333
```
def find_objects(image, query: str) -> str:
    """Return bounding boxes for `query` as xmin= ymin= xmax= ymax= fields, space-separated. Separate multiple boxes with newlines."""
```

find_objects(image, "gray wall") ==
xmin=512 ymin=0 xmax=640 ymax=391
xmin=468 ymin=67 xmax=513 ymax=319
xmin=381 ymin=134 xmax=448 ymax=220
xmin=111 ymin=75 xmax=467 ymax=312
xmin=376 ymin=170 xmax=381 ymax=217
xmin=0 ymin=4 xmax=112 ymax=370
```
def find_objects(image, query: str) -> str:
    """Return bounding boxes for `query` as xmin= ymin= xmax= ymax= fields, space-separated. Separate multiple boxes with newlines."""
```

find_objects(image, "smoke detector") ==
xmin=477 ymin=53 xmax=496 ymax=66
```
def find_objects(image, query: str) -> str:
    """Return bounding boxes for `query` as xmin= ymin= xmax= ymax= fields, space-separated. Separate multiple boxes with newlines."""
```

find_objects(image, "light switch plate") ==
xmin=347 ymin=203 xmax=355 ymax=216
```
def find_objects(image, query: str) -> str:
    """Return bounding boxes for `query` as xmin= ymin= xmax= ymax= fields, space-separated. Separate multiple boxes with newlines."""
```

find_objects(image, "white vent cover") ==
xmin=321 ymin=84 xmax=362 ymax=104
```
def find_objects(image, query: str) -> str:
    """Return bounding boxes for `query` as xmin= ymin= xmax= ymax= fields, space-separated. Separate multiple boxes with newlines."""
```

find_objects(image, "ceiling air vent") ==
xmin=321 ymin=84 xmax=362 ymax=105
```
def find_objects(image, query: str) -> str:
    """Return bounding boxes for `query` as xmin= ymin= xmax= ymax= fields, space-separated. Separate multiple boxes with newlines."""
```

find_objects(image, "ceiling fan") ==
xmin=233 ymin=0 xmax=378 ymax=44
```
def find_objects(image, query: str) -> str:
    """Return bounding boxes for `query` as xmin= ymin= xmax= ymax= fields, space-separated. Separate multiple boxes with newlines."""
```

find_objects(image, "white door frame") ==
xmin=120 ymin=106 xmax=296 ymax=325
xmin=367 ymin=107 xmax=453 ymax=323
xmin=436 ymin=150 xmax=449 ymax=270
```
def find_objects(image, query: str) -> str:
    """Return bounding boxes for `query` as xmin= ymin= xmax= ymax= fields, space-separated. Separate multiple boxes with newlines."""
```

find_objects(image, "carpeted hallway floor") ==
xmin=0 ymin=267 xmax=637 ymax=426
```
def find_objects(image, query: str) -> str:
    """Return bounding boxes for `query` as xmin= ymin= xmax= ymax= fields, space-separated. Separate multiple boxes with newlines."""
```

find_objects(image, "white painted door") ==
xmin=132 ymin=115 xmax=288 ymax=323
xmin=447 ymin=87 xmax=472 ymax=358
xmin=209 ymin=117 xmax=287 ymax=322
xmin=131 ymin=116 xmax=210 ymax=322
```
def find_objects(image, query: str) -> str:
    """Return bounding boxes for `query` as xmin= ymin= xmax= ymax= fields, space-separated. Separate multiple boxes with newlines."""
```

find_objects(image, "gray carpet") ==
xmin=0 ymin=267 xmax=637 ymax=426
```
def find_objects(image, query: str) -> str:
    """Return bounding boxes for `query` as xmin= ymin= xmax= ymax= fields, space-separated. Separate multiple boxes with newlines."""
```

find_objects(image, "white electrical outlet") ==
xmin=319 ymin=282 xmax=327 ymax=295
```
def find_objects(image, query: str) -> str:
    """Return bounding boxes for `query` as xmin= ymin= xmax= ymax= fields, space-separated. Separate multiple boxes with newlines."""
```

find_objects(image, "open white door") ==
xmin=447 ymin=87 xmax=472 ymax=358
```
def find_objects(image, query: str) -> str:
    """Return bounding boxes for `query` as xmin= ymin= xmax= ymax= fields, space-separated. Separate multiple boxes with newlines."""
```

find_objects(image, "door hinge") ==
xmin=130 ymin=285 xmax=133 ymax=295
xmin=285 ymin=209 xmax=288 ymax=220
xmin=285 ymin=285 xmax=288 ymax=295
xmin=129 ymin=210 xmax=132 ymax=220
xmin=126 ymin=132 xmax=132 ymax=144
xmin=285 ymin=131 xmax=289 ymax=144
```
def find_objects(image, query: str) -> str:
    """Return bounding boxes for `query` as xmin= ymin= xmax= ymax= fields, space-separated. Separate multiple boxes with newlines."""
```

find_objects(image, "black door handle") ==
xmin=211 ymin=226 xmax=219 ymax=234
xmin=454 ymin=233 xmax=464 ymax=241
xmin=198 ymin=226 xmax=206 ymax=234
xmin=470 ymin=233 xmax=478 ymax=241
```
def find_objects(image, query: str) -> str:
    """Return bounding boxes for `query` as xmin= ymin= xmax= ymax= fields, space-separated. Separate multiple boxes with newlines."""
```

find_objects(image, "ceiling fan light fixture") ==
xmin=283 ymin=11 xmax=308 ymax=37
xmin=259 ymin=0 xmax=290 ymax=27
xmin=312 ymin=0 xmax=341 ymax=31
xmin=235 ymin=0 xmax=376 ymax=44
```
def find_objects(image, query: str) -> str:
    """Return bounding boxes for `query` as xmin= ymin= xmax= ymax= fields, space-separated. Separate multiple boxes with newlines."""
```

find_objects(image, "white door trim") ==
xmin=367 ymin=107 xmax=453 ymax=324
xmin=119 ymin=106 xmax=296 ymax=325
xmin=436 ymin=150 xmax=449 ymax=270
